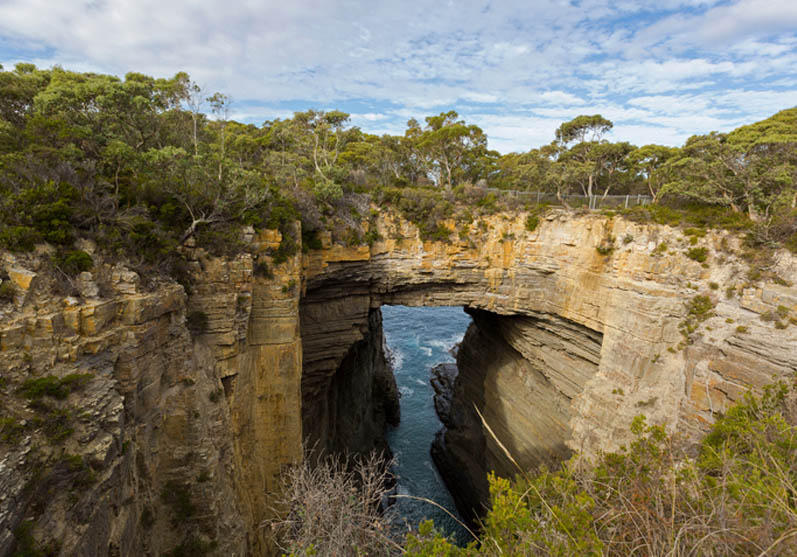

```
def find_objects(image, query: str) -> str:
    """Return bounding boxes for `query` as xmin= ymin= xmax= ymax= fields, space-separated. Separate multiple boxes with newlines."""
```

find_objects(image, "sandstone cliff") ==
xmin=1 ymin=209 xmax=795 ymax=554
xmin=0 ymin=229 xmax=303 ymax=555
xmin=303 ymin=210 xmax=797 ymax=520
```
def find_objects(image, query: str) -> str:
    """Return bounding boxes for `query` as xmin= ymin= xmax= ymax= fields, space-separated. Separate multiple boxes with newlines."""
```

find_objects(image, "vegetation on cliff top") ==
xmin=271 ymin=378 xmax=797 ymax=556
xmin=0 ymin=63 xmax=795 ymax=279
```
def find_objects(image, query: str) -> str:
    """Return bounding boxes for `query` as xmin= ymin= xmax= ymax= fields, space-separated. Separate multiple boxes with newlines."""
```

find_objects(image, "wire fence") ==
xmin=483 ymin=188 xmax=653 ymax=209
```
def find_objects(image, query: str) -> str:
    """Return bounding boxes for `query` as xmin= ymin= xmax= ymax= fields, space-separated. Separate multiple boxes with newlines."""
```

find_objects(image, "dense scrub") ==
xmin=1 ymin=64 xmax=795 ymax=278
xmin=272 ymin=379 xmax=797 ymax=556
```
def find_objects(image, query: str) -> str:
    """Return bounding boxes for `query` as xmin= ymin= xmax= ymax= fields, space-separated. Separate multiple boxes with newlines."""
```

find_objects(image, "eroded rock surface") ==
xmin=302 ymin=211 xmax=797 ymax=519
xmin=1 ymin=210 xmax=795 ymax=553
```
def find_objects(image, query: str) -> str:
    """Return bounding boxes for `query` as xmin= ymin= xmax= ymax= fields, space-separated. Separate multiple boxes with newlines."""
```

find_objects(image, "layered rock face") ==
xmin=1 ymin=210 xmax=795 ymax=554
xmin=303 ymin=211 xmax=797 ymax=518
xmin=0 ymin=230 xmax=302 ymax=556
xmin=432 ymin=307 xmax=603 ymax=522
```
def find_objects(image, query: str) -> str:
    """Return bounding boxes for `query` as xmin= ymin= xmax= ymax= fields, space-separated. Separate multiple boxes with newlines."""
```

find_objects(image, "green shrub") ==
xmin=0 ymin=281 xmax=15 ymax=302
xmin=686 ymin=246 xmax=708 ymax=262
xmin=525 ymin=214 xmax=539 ymax=232
xmin=0 ymin=225 xmax=41 ymax=252
xmin=18 ymin=374 xmax=92 ymax=400
xmin=253 ymin=260 xmax=273 ymax=279
xmin=651 ymin=241 xmax=668 ymax=255
xmin=678 ymin=295 xmax=715 ymax=340
xmin=272 ymin=232 xmax=298 ymax=264
xmin=34 ymin=406 xmax=74 ymax=443
xmin=140 ymin=506 xmax=155 ymax=530
xmin=405 ymin=379 xmax=797 ymax=556
xmin=301 ymin=228 xmax=324 ymax=252
xmin=56 ymin=250 xmax=93 ymax=276
xmin=683 ymin=227 xmax=707 ymax=238
xmin=163 ymin=536 xmax=218 ymax=557
xmin=11 ymin=520 xmax=59 ymax=557
xmin=596 ymin=235 xmax=615 ymax=256
xmin=0 ymin=417 xmax=25 ymax=444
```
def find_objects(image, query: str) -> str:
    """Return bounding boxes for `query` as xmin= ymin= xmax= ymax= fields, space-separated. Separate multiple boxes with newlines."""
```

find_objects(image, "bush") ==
xmin=525 ymin=214 xmax=539 ymax=232
xmin=18 ymin=374 xmax=92 ymax=400
xmin=406 ymin=379 xmax=797 ymax=556
xmin=0 ymin=281 xmax=15 ymax=302
xmin=56 ymin=250 xmax=93 ymax=276
xmin=0 ymin=417 xmax=25 ymax=444
xmin=253 ymin=260 xmax=273 ymax=279
xmin=0 ymin=225 xmax=40 ymax=252
xmin=161 ymin=480 xmax=196 ymax=524
xmin=686 ymin=246 xmax=708 ymax=262
xmin=265 ymin=451 xmax=399 ymax=555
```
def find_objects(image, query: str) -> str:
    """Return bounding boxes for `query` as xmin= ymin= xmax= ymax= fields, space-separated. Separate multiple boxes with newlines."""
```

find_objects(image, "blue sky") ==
xmin=0 ymin=0 xmax=795 ymax=153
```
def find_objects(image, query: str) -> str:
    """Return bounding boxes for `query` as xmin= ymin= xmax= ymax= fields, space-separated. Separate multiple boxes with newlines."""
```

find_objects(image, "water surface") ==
xmin=382 ymin=305 xmax=472 ymax=544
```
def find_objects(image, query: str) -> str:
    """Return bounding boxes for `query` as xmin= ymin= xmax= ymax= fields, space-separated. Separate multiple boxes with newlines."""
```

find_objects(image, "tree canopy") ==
xmin=0 ymin=63 xmax=795 ymax=269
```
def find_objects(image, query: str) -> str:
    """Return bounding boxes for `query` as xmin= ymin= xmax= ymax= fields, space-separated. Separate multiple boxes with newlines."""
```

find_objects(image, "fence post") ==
xmin=625 ymin=195 xmax=629 ymax=209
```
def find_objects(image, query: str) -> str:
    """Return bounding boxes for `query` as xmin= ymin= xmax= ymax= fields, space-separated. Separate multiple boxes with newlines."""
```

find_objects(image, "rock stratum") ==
xmin=1 ymin=210 xmax=795 ymax=554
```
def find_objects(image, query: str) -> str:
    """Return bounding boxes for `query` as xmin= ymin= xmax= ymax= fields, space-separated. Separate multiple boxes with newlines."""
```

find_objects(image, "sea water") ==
xmin=382 ymin=305 xmax=473 ymax=545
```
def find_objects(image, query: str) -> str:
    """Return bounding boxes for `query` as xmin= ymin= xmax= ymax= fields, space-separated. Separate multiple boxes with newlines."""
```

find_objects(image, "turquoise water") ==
xmin=382 ymin=305 xmax=472 ymax=544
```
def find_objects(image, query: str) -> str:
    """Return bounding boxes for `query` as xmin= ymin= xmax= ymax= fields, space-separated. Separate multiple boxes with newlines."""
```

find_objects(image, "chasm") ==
xmin=382 ymin=305 xmax=472 ymax=544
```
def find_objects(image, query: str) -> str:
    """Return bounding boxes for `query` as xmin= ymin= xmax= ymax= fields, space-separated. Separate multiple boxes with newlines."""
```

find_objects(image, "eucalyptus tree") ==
xmin=554 ymin=114 xmax=627 ymax=199
xmin=626 ymin=144 xmax=680 ymax=202
xmin=662 ymin=108 xmax=797 ymax=221
xmin=412 ymin=110 xmax=494 ymax=190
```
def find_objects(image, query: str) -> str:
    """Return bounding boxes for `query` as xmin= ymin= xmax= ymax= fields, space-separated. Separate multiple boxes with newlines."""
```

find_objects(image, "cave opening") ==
xmin=381 ymin=305 xmax=472 ymax=544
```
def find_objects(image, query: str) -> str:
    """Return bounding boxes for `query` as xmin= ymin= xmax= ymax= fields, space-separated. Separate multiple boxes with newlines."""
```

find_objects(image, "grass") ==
xmin=18 ymin=374 xmax=92 ymax=400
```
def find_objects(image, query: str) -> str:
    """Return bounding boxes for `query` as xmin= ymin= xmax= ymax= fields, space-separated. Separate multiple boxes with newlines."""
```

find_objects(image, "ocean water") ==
xmin=382 ymin=305 xmax=473 ymax=544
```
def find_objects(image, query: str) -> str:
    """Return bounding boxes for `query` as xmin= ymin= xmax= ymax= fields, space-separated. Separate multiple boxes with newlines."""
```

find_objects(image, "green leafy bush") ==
xmin=0 ymin=417 xmax=25 ymax=444
xmin=18 ymin=374 xmax=92 ymax=400
xmin=686 ymin=246 xmax=708 ymax=262
xmin=0 ymin=281 xmax=15 ymax=302
xmin=405 ymin=379 xmax=797 ymax=556
xmin=0 ymin=225 xmax=40 ymax=252
xmin=161 ymin=480 xmax=197 ymax=524
xmin=56 ymin=250 xmax=93 ymax=276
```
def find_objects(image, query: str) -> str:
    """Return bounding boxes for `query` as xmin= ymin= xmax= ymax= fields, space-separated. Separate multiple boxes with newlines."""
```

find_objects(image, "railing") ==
xmin=483 ymin=188 xmax=653 ymax=209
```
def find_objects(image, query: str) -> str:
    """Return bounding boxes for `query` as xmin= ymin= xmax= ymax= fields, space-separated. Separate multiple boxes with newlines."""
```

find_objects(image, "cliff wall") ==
xmin=303 ymin=210 xmax=797 ymax=518
xmin=1 ymin=209 xmax=795 ymax=553
xmin=0 ymin=229 xmax=302 ymax=556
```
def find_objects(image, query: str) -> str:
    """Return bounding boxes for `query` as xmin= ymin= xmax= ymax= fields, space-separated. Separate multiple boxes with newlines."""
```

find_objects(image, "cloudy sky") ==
xmin=0 ymin=0 xmax=795 ymax=153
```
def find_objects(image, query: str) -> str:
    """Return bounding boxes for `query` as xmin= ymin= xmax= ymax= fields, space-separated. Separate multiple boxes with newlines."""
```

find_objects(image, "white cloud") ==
xmin=0 ymin=0 xmax=794 ymax=153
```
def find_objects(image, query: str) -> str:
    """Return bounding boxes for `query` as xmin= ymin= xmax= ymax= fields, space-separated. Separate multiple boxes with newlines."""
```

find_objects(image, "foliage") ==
xmin=161 ymin=480 xmax=197 ymax=524
xmin=0 ymin=63 xmax=794 ymax=269
xmin=686 ymin=246 xmax=708 ymax=262
xmin=0 ymin=280 xmax=15 ymax=302
xmin=1 ymin=416 xmax=25 ymax=444
xmin=18 ymin=373 xmax=92 ymax=400
xmin=405 ymin=378 xmax=797 ymax=556
xmin=55 ymin=250 xmax=93 ymax=276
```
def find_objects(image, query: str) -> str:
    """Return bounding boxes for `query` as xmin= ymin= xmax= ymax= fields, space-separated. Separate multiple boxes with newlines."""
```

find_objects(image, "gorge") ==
xmin=1 ymin=210 xmax=796 ymax=555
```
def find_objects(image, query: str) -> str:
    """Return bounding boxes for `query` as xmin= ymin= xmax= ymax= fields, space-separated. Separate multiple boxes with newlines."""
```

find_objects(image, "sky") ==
xmin=0 ymin=0 xmax=795 ymax=153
